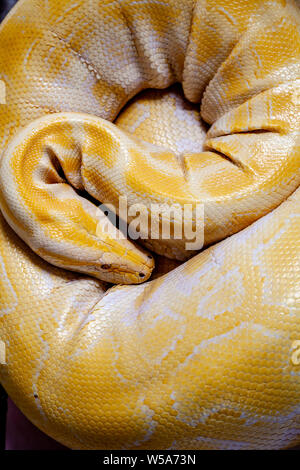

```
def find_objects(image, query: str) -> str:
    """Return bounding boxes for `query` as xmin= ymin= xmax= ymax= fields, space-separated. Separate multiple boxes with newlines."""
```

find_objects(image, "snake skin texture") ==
xmin=0 ymin=0 xmax=299 ymax=450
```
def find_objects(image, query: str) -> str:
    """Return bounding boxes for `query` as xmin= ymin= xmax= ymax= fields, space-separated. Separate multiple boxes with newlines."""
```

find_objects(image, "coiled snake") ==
xmin=0 ymin=0 xmax=299 ymax=450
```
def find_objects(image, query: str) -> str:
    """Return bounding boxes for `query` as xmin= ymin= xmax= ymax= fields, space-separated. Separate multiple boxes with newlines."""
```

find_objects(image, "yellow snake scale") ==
xmin=0 ymin=0 xmax=299 ymax=450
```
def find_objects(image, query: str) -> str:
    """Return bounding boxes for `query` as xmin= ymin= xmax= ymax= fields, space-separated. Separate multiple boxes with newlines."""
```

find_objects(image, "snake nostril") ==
xmin=139 ymin=273 xmax=145 ymax=278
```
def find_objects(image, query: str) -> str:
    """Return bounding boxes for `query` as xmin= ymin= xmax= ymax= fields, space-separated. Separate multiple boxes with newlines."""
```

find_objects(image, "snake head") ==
xmin=0 ymin=113 xmax=155 ymax=285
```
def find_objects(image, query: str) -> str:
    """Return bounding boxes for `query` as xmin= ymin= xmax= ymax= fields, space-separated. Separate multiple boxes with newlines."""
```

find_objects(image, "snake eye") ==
xmin=101 ymin=264 xmax=111 ymax=270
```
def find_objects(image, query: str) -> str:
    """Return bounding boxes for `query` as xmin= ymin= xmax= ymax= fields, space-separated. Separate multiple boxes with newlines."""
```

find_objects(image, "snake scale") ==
xmin=0 ymin=0 xmax=299 ymax=450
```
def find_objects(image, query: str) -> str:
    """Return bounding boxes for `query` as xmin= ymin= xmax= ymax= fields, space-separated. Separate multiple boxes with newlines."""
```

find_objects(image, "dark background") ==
xmin=0 ymin=0 xmax=17 ymax=22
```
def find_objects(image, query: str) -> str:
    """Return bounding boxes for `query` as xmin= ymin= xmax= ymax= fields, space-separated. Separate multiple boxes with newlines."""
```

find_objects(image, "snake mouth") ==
xmin=97 ymin=263 xmax=154 ymax=284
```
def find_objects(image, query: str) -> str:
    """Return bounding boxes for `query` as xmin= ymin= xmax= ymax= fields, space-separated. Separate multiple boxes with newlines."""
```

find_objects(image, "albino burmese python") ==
xmin=0 ymin=0 xmax=299 ymax=450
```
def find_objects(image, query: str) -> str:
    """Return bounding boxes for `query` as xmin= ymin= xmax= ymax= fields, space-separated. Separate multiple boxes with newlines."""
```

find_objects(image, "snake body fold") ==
xmin=0 ymin=0 xmax=299 ymax=449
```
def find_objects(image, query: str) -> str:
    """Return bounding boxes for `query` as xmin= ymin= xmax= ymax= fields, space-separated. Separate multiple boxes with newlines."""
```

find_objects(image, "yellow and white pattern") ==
xmin=0 ymin=0 xmax=299 ymax=449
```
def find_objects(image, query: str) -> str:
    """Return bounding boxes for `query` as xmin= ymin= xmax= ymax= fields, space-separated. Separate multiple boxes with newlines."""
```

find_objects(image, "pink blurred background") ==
xmin=6 ymin=399 xmax=68 ymax=450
